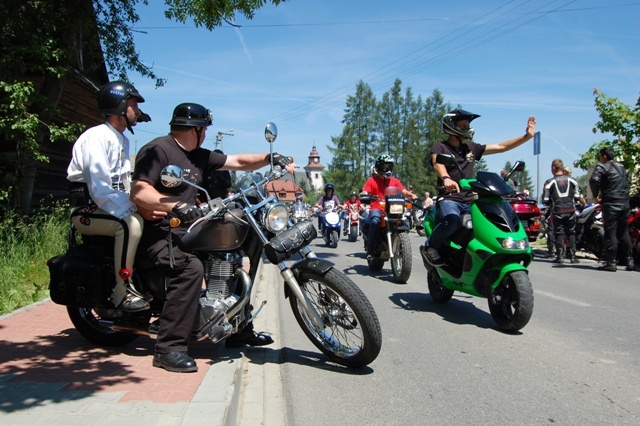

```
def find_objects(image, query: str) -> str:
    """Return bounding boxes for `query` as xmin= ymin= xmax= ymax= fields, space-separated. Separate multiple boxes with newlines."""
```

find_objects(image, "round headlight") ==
xmin=265 ymin=203 xmax=289 ymax=233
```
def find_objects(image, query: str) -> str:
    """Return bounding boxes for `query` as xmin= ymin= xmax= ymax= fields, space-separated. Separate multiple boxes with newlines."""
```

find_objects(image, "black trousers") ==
xmin=552 ymin=213 xmax=577 ymax=254
xmin=602 ymin=202 xmax=632 ymax=264
xmin=143 ymin=236 xmax=204 ymax=354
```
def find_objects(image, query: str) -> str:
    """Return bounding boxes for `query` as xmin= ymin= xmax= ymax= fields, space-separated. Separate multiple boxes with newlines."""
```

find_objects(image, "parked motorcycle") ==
xmin=420 ymin=153 xmax=534 ymax=332
xmin=48 ymin=123 xmax=382 ymax=368
xmin=412 ymin=199 xmax=426 ymax=237
xmin=628 ymin=205 xmax=640 ymax=265
xmin=575 ymin=203 xmax=605 ymax=261
xmin=360 ymin=187 xmax=413 ymax=284
xmin=503 ymin=162 xmax=541 ymax=242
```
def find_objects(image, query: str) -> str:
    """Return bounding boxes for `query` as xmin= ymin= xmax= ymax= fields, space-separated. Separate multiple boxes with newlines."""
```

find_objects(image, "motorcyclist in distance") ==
xmin=361 ymin=155 xmax=417 ymax=259
xmin=422 ymin=109 xmax=536 ymax=267
xmin=316 ymin=183 xmax=340 ymax=233
xmin=340 ymin=191 xmax=364 ymax=235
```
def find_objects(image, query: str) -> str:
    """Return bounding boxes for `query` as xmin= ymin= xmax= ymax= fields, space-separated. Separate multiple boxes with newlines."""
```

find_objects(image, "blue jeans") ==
xmin=427 ymin=200 xmax=470 ymax=250
xmin=362 ymin=209 xmax=382 ymax=254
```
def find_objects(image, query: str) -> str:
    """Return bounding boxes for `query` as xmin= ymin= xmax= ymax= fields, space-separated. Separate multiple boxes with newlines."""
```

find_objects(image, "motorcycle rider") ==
xmin=67 ymin=81 xmax=149 ymax=313
xmin=341 ymin=191 xmax=364 ymax=235
xmin=562 ymin=166 xmax=586 ymax=209
xmin=316 ymin=183 xmax=340 ymax=233
xmin=422 ymin=109 xmax=536 ymax=266
xmin=542 ymin=158 xmax=582 ymax=264
xmin=589 ymin=146 xmax=634 ymax=272
xmin=362 ymin=155 xmax=417 ymax=259
xmin=130 ymin=102 xmax=296 ymax=373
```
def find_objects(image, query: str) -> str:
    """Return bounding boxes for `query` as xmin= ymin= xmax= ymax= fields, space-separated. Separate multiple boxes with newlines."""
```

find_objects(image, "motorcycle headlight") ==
xmin=388 ymin=203 xmax=404 ymax=215
xmin=265 ymin=203 xmax=289 ymax=233
xmin=497 ymin=237 xmax=529 ymax=251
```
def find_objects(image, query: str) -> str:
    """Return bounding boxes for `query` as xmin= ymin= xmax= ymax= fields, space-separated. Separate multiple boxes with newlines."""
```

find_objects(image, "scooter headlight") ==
xmin=498 ymin=237 xmax=529 ymax=251
xmin=265 ymin=203 xmax=289 ymax=233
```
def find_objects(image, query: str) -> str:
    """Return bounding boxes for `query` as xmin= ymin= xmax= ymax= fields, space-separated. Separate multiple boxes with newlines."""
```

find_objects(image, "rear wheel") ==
xmin=289 ymin=269 xmax=382 ymax=367
xmin=67 ymin=307 xmax=139 ymax=346
xmin=367 ymin=256 xmax=385 ymax=271
xmin=488 ymin=271 xmax=534 ymax=332
xmin=390 ymin=233 xmax=412 ymax=283
xmin=427 ymin=271 xmax=454 ymax=303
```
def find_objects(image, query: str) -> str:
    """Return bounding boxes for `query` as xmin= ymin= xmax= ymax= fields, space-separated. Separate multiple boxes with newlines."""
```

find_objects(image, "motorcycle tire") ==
xmin=349 ymin=225 xmax=358 ymax=242
xmin=488 ymin=270 xmax=534 ymax=332
xmin=416 ymin=226 xmax=425 ymax=237
xmin=330 ymin=230 xmax=339 ymax=248
xmin=367 ymin=256 xmax=385 ymax=271
xmin=289 ymin=269 xmax=382 ymax=368
xmin=390 ymin=233 xmax=412 ymax=283
xmin=590 ymin=227 xmax=605 ymax=260
xmin=427 ymin=271 xmax=454 ymax=303
xmin=67 ymin=307 xmax=139 ymax=347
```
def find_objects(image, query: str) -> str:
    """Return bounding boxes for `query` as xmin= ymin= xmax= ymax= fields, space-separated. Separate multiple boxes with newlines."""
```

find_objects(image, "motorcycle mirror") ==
xmin=160 ymin=165 xmax=184 ymax=188
xmin=265 ymin=122 xmax=278 ymax=143
xmin=435 ymin=153 xmax=464 ymax=176
xmin=513 ymin=161 xmax=526 ymax=172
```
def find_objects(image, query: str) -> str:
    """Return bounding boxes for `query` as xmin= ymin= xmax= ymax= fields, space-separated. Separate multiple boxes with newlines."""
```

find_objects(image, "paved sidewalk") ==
xmin=0 ymin=262 xmax=285 ymax=425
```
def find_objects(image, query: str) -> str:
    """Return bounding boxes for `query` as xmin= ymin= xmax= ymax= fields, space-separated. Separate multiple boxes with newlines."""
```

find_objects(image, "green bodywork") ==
xmin=423 ymin=178 xmax=533 ymax=297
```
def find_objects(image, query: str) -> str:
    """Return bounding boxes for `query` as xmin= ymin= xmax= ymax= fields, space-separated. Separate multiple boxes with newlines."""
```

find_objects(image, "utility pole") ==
xmin=215 ymin=130 xmax=234 ymax=151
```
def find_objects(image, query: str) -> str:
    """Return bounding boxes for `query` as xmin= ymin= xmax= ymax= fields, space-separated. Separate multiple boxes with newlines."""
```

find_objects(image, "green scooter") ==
xmin=420 ymin=154 xmax=534 ymax=332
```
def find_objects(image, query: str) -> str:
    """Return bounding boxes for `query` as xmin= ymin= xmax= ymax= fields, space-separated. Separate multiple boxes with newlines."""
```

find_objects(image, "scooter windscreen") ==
xmin=471 ymin=171 xmax=514 ymax=196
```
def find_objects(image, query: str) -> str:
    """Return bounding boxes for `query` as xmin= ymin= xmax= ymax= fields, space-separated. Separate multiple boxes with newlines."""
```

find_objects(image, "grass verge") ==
xmin=0 ymin=204 xmax=68 ymax=316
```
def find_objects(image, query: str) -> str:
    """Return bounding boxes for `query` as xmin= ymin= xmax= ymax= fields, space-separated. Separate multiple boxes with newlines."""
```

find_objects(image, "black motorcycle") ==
xmin=48 ymin=123 xmax=382 ymax=368
xmin=575 ymin=203 xmax=605 ymax=260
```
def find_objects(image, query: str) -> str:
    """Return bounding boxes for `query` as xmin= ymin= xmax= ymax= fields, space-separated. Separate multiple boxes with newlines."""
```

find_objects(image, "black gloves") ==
xmin=272 ymin=153 xmax=292 ymax=170
xmin=172 ymin=202 xmax=203 ymax=223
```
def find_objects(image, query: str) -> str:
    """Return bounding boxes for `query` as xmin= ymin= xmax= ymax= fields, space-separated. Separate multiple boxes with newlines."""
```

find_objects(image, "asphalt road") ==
xmin=276 ymin=229 xmax=640 ymax=425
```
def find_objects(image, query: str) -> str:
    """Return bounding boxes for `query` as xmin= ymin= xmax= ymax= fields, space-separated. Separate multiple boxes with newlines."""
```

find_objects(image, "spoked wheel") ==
xmin=488 ymin=271 xmax=534 ymax=332
xmin=427 ymin=271 xmax=454 ymax=303
xmin=390 ymin=233 xmax=412 ymax=283
xmin=67 ymin=307 xmax=139 ymax=346
xmin=289 ymin=269 xmax=382 ymax=367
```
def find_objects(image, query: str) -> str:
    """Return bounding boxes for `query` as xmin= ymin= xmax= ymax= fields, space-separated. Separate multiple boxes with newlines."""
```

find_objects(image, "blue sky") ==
xmin=126 ymin=1 xmax=640 ymax=194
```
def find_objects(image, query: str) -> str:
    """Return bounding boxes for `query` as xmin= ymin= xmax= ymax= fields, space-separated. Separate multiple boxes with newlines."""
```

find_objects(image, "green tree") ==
xmin=325 ymin=80 xmax=377 ymax=200
xmin=0 ymin=0 xmax=285 ymax=214
xmin=575 ymin=89 xmax=640 ymax=195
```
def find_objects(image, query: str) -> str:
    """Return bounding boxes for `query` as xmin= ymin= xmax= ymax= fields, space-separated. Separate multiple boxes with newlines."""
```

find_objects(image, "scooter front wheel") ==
xmin=488 ymin=271 xmax=534 ymax=332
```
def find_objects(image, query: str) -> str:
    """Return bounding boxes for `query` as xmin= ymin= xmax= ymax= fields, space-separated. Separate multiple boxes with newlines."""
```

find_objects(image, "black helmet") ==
xmin=98 ymin=81 xmax=145 ymax=116
xmin=443 ymin=109 xmax=480 ymax=140
xmin=324 ymin=183 xmax=335 ymax=193
xmin=169 ymin=103 xmax=213 ymax=127
xmin=374 ymin=154 xmax=394 ymax=178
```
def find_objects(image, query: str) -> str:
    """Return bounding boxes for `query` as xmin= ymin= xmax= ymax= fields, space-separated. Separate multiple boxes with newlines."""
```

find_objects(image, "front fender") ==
xmin=491 ymin=263 xmax=529 ymax=289
xmin=284 ymin=257 xmax=335 ymax=299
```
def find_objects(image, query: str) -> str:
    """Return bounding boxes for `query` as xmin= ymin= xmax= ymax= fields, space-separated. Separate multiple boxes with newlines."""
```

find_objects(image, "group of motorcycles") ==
xmin=57 ymin=122 xmax=625 ymax=368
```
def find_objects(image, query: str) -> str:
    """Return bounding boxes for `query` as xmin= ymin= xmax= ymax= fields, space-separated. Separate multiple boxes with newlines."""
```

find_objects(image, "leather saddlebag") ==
xmin=264 ymin=221 xmax=317 ymax=264
xmin=48 ymin=244 xmax=111 ymax=308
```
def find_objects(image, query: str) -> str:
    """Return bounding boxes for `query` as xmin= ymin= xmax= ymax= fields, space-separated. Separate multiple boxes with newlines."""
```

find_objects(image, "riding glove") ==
xmin=172 ymin=202 xmax=203 ymax=223
xmin=272 ymin=153 xmax=292 ymax=170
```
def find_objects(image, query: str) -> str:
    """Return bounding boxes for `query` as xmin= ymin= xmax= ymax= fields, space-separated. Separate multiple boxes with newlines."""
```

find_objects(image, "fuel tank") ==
xmin=180 ymin=208 xmax=249 ymax=252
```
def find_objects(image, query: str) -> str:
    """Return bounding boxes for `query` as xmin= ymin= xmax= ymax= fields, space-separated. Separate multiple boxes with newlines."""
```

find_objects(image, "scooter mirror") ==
xmin=265 ymin=122 xmax=278 ymax=143
xmin=160 ymin=165 xmax=184 ymax=188
xmin=513 ymin=161 xmax=526 ymax=172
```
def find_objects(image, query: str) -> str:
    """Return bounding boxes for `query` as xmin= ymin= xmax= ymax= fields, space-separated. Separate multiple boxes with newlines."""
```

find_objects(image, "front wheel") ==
xmin=289 ymin=269 xmax=382 ymax=367
xmin=67 ymin=307 xmax=139 ymax=346
xmin=390 ymin=233 xmax=412 ymax=283
xmin=330 ymin=230 xmax=339 ymax=248
xmin=488 ymin=271 xmax=534 ymax=332
xmin=349 ymin=225 xmax=358 ymax=242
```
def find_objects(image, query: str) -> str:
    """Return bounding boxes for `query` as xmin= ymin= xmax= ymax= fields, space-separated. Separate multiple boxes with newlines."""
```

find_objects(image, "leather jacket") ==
xmin=590 ymin=161 xmax=629 ymax=203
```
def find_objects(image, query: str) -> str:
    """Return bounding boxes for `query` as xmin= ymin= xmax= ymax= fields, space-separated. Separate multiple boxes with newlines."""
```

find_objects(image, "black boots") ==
xmin=568 ymin=249 xmax=580 ymax=264
xmin=625 ymin=257 xmax=635 ymax=271
xmin=552 ymin=249 xmax=564 ymax=264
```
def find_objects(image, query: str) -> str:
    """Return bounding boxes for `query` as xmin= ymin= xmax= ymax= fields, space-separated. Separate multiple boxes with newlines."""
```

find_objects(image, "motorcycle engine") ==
xmin=204 ymin=252 xmax=241 ymax=298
